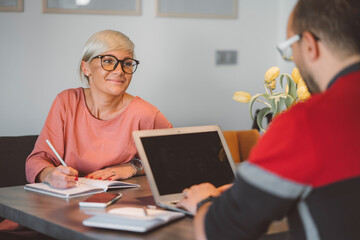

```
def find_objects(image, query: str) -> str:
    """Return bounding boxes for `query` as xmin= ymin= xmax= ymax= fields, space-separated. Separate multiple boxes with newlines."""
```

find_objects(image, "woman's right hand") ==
xmin=39 ymin=166 xmax=78 ymax=189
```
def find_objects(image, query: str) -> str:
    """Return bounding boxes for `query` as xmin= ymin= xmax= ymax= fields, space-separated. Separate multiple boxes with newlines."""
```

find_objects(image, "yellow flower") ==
xmin=233 ymin=67 xmax=311 ymax=132
xmin=297 ymin=86 xmax=311 ymax=101
xmin=291 ymin=68 xmax=302 ymax=84
xmin=267 ymin=79 xmax=276 ymax=90
xmin=264 ymin=66 xmax=280 ymax=83
xmin=232 ymin=91 xmax=252 ymax=103
xmin=298 ymin=77 xmax=306 ymax=88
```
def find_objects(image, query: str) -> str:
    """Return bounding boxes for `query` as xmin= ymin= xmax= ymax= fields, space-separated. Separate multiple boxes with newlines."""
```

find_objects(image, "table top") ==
xmin=0 ymin=176 xmax=289 ymax=240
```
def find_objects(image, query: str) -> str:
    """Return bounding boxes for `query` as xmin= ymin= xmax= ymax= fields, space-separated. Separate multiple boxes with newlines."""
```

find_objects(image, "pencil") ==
xmin=45 ymin=139 xmax=67 ymax=167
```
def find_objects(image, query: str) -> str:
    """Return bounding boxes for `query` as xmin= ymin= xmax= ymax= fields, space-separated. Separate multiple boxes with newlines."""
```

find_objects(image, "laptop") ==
xmin=132 ymin=125 xmax=237 ymax=215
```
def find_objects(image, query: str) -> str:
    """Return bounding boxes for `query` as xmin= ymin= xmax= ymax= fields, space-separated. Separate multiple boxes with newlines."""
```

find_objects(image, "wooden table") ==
xmin=0 ymin=176 xmax=289 ymax=240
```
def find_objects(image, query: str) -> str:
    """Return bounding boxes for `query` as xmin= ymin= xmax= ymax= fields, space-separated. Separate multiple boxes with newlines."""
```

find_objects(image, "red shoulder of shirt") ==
xmin=249 ymin=71 xmax=360 ymax=187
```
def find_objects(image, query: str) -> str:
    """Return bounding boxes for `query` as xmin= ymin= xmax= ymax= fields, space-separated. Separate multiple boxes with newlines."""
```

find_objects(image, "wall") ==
xmin=0 ymin=0 xmax=297 ymax=136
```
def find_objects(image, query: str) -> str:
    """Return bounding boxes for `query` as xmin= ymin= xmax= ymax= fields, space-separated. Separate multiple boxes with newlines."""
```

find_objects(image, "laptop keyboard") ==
xmin=170 ymin=201 xmax=179 ymax=206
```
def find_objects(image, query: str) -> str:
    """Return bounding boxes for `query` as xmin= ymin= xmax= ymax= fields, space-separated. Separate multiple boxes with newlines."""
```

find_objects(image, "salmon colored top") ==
xmin=25 ymin=88 xmax=172 ymax=183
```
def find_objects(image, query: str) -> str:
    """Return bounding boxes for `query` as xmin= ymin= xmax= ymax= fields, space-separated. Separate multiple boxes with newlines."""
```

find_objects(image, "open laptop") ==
xmin=133 ymin=125 xmax=237 ymax=215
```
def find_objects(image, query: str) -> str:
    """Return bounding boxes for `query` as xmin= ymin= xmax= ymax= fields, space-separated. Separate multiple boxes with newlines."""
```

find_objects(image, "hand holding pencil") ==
xmin=38 ymin=139 xmax=78 ymax=189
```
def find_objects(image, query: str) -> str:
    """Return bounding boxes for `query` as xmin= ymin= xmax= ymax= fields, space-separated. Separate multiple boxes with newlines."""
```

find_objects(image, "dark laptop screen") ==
xmin=140 ymin=131 xmax=235 ymax=195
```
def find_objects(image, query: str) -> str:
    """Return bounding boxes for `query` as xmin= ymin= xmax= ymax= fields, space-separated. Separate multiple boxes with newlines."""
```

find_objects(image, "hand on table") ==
xmin=85 ymin=163 xmax=137 ymax=181
xmin=177 ymin=183 xmax=233 ymax=215
xmin=42 ymin=166 xmax=78 ymax=189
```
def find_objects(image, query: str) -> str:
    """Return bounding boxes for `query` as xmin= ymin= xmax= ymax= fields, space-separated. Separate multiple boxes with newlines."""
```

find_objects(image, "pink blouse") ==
xmin=25 ymin=88 xmax=172 ymax=183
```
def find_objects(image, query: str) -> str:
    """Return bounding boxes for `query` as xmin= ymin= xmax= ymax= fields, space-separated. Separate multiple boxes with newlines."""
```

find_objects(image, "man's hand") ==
xmin=177 ymin=183 xmax=233 ymax=240
xmin=177 ymin=183 xmax=232 ymax=215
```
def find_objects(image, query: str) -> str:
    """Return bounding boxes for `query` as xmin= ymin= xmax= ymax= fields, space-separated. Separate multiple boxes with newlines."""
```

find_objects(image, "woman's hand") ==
xmin=85 ymin=163 xmax=137 ymax=181
xmin=39 ymin=166 xmax=78 ymax=189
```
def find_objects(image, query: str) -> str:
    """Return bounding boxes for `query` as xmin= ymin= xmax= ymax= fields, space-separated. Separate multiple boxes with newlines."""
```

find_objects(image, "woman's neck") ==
xmin=84 ymin=88 xmax=131 ymax=120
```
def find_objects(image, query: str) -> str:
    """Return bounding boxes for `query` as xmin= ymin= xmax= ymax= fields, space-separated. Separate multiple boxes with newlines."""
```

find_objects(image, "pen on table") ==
xmin=45 ymin=139 xmax=67 ymax=167
xmin=143 ymin=207 xmax=148 ymax=216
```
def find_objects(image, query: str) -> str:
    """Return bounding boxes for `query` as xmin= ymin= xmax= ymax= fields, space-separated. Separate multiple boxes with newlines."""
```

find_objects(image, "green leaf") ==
xmin=248 ymin=93 xmax=271 ymax=120
xmin=280 ymin=74 xmax=297 ymax=100
xmin=266 ymin=96 xmax=276 ymax=113
xmin=276 ymin=97 xmax=285 ymax=115
xmin=285 ymin=94 xmax=295 ymax=109
xmin=268 ymin=93 xmax=287 ymax=113
xmin=256 ymin=107 xmax=272 ymax=132
xmin=285 ymin=74 xmax=297 ymax=99
xmin=268 ymin=92 xmax=288 ymax=99
xmin=280 ymin=74 xmax=285 ymax=87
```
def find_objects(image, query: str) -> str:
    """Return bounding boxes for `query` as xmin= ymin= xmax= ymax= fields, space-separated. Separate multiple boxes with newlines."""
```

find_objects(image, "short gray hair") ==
xmin=79 ymin=30 xmax=135 ymax=84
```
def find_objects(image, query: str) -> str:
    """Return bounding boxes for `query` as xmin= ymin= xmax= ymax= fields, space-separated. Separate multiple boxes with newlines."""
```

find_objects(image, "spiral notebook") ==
xmin=24 ymin=178 xmax=139 ymax=198
xmin=83 ymin=207 xmax=185 ymax=232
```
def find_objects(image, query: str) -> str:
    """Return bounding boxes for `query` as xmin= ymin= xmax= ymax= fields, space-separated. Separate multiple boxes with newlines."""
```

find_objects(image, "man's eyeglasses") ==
xmin=92 ymin=55 xmax=140 ymax=74
xmin=276 ymin=34 xmax=301 ymax=61
xmin=276 ymin=33 xmax=320 ymax=61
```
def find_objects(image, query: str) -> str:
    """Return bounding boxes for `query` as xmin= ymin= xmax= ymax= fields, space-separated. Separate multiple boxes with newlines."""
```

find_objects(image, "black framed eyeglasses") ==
xmin=276 ymin=32 xmax=320 ymax=61
xmin=92 ymin=55 xmax=140 ymax=74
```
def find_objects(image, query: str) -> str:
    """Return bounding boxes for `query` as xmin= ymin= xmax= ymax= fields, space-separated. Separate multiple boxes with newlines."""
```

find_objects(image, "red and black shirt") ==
xmin=205 ymin=63 xmax=360 ymax=240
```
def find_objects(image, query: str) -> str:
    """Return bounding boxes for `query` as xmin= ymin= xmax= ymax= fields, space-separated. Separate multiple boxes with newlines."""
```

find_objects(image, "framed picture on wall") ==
xmin=0 ymin=0 xmax=24 ymax=12
xmin=156 ymin=0 xmax=237 ymax=19
xmin=43 ymin=0 xmax=141 ymax=15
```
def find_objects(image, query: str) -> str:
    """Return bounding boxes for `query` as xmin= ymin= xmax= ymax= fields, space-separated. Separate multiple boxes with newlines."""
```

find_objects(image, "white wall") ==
xmin=0 ymin=0 xmax=297 ymax=136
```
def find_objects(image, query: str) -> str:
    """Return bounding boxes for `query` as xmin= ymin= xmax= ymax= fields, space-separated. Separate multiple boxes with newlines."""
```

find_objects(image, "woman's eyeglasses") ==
xmin=92 ymin=55 xmax=140 ymax=74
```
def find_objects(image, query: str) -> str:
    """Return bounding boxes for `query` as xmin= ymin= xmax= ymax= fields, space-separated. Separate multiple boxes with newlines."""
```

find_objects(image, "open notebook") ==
xmin=83 ymin=207 xmax=185 ymax=232
xmin=24 ymin=178 xmax=139 ymax=198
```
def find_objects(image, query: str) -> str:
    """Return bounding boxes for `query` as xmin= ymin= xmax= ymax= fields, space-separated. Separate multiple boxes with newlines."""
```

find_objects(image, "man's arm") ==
xmin=177 ymin=183 xmax=225 ymax=240
xmin=194 ymin=202 xmax=211 ymax=240
xmin=179 ymin=162 xmax=309 ymax=240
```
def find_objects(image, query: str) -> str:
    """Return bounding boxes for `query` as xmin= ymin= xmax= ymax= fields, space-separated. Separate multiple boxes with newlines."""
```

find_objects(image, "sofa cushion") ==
xmin=223 ymin=130 xmax=260 ymax=163
xmin=0 ymin=135 xmax=38 ymax=188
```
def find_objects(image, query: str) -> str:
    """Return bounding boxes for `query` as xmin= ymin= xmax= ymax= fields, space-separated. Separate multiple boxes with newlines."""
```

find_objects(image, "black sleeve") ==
xmin=204 ymin=174 xmax=296 ymax=240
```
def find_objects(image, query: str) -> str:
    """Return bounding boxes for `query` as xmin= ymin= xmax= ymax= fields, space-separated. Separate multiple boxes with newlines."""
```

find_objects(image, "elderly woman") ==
xmin=25 ymin=30 xmax=172 ymax=189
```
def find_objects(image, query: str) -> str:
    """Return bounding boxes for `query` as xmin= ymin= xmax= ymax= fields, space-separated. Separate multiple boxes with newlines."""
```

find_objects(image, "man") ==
xmin=177 ymin=0 xmax=360 ymax=239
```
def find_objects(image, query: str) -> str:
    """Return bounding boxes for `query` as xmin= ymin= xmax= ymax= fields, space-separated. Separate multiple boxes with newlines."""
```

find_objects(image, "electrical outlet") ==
xmin=216 ymin=50 xmax=237 ymax=65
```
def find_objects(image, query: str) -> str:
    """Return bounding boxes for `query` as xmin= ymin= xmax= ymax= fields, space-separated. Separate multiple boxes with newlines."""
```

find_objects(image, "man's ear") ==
xmin=81 ymin=60 xmax=91 ymax=77
xmin=301 ymin=31 xmax=320 ymax=61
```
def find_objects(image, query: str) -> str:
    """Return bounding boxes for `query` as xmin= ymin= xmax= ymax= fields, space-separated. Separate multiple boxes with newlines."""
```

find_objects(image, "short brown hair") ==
xmin=292 ymin=0 xmax=360 ymax=57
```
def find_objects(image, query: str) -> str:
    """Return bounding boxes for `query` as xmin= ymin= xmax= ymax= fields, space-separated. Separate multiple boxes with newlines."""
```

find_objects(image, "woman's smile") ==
xmin=106 ymin=78 xmax=126 ymax=84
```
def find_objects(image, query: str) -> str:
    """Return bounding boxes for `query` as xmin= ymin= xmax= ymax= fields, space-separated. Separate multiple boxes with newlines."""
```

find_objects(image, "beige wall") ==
xmin=0 ymin=0 xmax=297 ymax=136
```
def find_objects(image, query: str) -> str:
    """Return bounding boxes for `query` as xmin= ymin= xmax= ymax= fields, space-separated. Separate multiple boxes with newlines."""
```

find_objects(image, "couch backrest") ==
xmin=0 ymin=135 xmax=38 ymax=187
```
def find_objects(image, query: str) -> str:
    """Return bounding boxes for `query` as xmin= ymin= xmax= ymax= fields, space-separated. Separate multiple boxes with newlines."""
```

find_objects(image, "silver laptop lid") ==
xmin=133 ymin=125 xmax=236 ymax=205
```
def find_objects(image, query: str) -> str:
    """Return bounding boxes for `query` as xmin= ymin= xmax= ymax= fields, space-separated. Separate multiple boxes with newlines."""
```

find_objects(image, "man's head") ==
xmin=287 ymin=0 xmax=360 ymax=93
